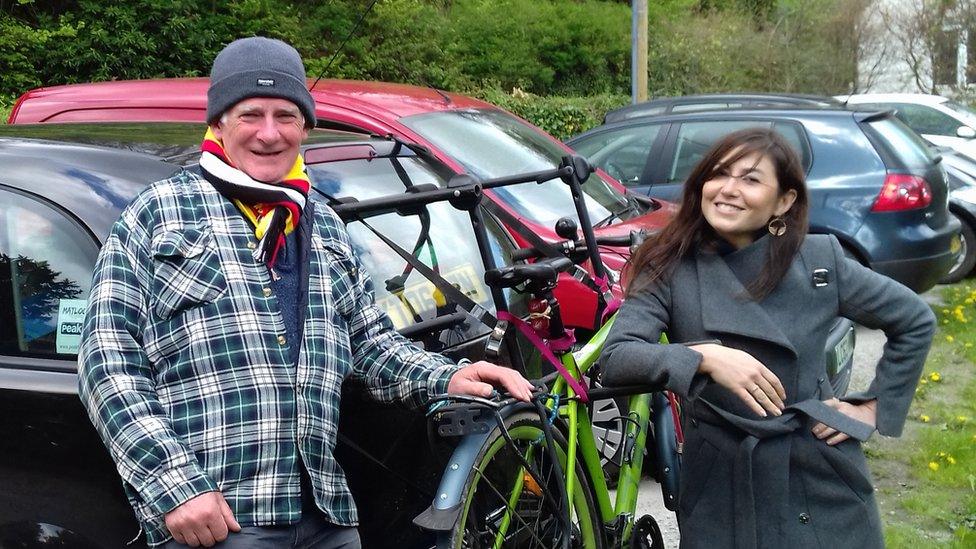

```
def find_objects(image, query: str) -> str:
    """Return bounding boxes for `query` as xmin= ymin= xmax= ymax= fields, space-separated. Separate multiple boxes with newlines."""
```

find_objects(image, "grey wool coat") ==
xmin=602 ymin=234 xmax=936 ymax=549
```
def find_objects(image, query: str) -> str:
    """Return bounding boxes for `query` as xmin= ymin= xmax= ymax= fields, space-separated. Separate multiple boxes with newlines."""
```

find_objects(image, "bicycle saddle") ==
xmin=484 ymin=256 xmax=574 ymax=290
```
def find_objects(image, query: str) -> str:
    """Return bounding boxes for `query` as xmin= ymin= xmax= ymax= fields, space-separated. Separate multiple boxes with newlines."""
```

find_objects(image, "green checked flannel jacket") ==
xmin=78 ymin=170 xmax=459 ymax=546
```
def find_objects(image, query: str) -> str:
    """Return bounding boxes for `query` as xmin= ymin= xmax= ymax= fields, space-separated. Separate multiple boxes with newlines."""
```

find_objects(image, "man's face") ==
xmin=212 ymin=97 xmax=309 ymax=183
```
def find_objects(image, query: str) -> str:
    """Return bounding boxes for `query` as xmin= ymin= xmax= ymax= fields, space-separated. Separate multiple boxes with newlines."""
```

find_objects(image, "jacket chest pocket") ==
xmin=311 ymin=234 xmax=359 ymax=317
xmin=151 ymin=227 xmax=227 ymax=320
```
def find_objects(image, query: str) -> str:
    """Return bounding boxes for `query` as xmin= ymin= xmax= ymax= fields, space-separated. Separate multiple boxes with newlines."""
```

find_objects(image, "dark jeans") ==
xmin=160 ymin=515 xmax=360 ymax=549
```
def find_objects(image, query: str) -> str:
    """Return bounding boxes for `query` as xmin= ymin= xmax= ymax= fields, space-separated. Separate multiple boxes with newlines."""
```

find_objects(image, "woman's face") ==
xmin=700 ymin=151 xmax=797 ymax=249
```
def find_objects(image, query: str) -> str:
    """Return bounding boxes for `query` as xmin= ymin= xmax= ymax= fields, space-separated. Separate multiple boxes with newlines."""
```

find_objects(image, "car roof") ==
xmin=603 ymin=93 xmax=841 ymax=123
xmin=10 ymin=78 xmax=495 ymax=124
xmin=0 ymin=122 xmax=398 ymax=241
xmin=837 ymin=93 xmax=949 ymax=106
xmin=574 ymin=106 xmax=865 ymax=141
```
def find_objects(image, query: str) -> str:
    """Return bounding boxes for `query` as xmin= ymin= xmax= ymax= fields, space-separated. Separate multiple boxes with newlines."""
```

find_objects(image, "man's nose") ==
xmin=255 ymin=115 xmax=280 ymax=141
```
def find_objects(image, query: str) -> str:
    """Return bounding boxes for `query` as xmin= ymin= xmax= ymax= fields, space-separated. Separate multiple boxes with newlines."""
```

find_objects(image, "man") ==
xmin=78 ymin=36 xmax=532 ymax=549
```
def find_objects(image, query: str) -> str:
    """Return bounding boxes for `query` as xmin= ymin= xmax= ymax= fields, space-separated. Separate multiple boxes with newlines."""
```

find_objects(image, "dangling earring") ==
xmin=768 ymin=216 xmax=787 ymax=237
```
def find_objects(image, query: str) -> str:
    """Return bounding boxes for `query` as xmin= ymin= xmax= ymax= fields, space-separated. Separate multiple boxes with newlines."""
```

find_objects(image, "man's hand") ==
xmin=165 ymin=491 xmax=241 ymax=547
xmin=448 ymin=361 xmax=534 ymax=402
xmin=811 ymin=398 xmax=877 ymax=445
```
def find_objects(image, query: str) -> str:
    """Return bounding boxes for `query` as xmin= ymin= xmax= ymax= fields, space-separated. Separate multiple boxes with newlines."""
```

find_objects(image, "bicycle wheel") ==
xmin=439 ymin=411 xmax=604 ymax=549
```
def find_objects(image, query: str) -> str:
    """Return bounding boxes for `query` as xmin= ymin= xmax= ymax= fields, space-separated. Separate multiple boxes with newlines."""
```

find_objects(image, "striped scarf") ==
xmin=199 ymin=127 xmax=310 ymax=268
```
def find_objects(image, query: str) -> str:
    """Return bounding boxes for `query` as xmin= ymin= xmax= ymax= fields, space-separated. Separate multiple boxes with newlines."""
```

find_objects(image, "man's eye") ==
xmin=240 ymin=113 xmax=260 ymax=120
xmin=277 ymin=114 xmax=298 ymax=122
xmin=745 ymin=176 xmax=761 ymax=184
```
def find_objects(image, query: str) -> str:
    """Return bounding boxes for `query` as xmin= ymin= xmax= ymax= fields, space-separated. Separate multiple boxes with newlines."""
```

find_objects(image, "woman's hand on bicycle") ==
xmin=812 ymin=398 xmax=877 ymax=445
xmin=689 ymin=343 xmax=786 ymax=417
xmin=448 ymin=361 xmax=535 ymax=402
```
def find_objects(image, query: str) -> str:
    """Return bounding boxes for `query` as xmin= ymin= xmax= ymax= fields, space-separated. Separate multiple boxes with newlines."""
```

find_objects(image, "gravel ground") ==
xmin=628 ymin=286 xmax=938 ymax=548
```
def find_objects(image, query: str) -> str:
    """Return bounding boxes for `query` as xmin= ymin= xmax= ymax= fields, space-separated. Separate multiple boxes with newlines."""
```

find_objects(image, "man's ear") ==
xmin=211 ymin=122 xmax=224 ymax=141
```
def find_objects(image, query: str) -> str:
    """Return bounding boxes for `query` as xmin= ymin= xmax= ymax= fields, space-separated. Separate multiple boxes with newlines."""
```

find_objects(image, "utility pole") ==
xmin=631 ymin=0 xmax=648 ymax=104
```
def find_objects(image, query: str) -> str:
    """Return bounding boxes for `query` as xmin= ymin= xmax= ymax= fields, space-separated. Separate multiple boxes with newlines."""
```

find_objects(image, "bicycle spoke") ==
xmin=468 ymin=459 xmax=550 ymax=547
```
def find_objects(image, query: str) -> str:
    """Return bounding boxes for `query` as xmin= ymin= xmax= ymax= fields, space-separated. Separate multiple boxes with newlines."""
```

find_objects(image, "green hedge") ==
xmin=474 ymin=87 xmax=629 ymax=141
xmin=2 ymin=0 xmax=866 ymax=102
xmin=0 ymin=96 xmax=13 ymax=124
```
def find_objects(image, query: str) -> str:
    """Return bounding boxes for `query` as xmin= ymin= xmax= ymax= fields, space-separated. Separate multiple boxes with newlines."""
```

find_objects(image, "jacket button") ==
xmin=247 ymin=241 xmax=257 ymax=250
xmin=263 ymin=287 xmax=273 ymax=297
xmin=277 ymin=335 xmax=287 ymax=346
xmin=799 ymin=512 xmax=810 ymax=524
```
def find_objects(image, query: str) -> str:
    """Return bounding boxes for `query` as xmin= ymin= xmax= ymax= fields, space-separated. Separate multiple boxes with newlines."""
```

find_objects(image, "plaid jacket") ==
xmin=78 ymin=169 xmax=459 ymax=546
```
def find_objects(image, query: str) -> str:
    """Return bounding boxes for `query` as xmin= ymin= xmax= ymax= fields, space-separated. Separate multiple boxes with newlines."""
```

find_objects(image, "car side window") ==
xmin=668 ymin=120 xmax=772 ymax=184
xmin=0 ymin=189 xmax=98 ymax=358
xmin=571 ymin=124 xmax=663 ymax=186
xmin=885 ymin=103 xmax=961 ymax=137
xmin=307 ymin=156 xmax=525 ymax=345
xmin=771 ymin=121 xmax=813 ymax=171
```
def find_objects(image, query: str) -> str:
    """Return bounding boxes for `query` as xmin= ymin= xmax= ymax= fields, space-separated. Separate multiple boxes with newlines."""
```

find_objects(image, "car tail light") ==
xmin=871 ymin=174 xmax=932 ymax=212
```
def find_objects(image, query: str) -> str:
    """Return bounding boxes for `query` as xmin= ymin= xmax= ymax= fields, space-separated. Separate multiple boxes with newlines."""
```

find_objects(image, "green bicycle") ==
xmin=413 ymin=157 xmax=679 ymax=549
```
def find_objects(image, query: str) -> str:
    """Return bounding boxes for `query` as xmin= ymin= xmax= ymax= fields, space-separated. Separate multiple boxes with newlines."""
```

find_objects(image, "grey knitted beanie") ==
xmin=207 ymin=36 xmax=316 ymax=128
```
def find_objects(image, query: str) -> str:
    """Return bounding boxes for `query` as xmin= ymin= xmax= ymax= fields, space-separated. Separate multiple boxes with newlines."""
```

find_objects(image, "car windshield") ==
xmin=401 ymin=108 xmax=634 ymax=227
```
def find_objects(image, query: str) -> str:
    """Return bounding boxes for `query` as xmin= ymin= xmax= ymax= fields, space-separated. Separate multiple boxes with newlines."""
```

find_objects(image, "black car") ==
xmin=603 ymin=93 xmax=842 ymax=124
xmin=569 ymin=107 xmax=960 ymax=293
xmin=0 ymin=123 xmax=536 ymax=548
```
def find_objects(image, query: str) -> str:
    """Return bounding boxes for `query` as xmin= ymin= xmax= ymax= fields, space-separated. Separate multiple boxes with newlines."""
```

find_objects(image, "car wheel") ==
xmin=590 ymin=389 xmax=627 ymax=485
xmin=941 ymin=214 xmax=976 ymax=284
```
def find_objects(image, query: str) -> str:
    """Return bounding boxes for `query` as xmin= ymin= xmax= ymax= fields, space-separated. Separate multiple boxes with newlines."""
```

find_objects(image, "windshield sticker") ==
xmin=376 ymin=264 xmax=488 ymax=330
xmin=56 ymin=299 xmax=87 ymax=354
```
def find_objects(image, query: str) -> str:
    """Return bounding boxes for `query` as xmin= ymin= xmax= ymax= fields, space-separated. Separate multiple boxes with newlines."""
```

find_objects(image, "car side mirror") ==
xmin=957 ymin=126 xmax=976 ymax=139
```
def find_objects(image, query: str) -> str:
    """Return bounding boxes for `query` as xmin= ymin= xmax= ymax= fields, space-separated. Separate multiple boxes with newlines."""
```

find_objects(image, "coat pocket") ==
xmin=815 ymin=439 xmax=874 ymax=503
xmin=152 ymin=227 xmax=227 ymax=320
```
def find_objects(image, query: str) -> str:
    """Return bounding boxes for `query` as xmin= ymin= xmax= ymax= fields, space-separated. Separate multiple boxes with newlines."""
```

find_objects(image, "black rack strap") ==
xmin=358 ymin=218 xmax=497 ymax=330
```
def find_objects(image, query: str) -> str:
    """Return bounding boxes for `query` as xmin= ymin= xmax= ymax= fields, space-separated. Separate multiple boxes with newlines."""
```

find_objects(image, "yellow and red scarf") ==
xmin=199 ymin=128 xmax=310 ymax=268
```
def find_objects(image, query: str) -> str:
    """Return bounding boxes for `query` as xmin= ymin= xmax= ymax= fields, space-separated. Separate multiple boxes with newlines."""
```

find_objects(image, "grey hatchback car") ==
xmin=568 ymin=107 xmax=960 ymax=293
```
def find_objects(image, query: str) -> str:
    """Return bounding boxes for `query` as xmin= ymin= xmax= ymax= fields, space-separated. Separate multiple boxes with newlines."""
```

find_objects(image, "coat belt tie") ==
xmin=696 ymin=398 xmax=874 ymax=549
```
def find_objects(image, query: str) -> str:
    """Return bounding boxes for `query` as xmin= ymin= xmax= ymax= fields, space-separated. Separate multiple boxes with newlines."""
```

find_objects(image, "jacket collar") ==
xmin=695 ymin=240 xmax=798 ymax=358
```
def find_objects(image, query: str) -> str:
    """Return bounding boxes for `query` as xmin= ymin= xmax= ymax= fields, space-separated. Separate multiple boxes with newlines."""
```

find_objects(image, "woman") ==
xmin=601 ymin=128 xmax=935 ymax=549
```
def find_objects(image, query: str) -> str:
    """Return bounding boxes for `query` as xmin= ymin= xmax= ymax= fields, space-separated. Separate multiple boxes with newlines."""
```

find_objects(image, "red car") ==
xmin=9 ymin=78 xmax=675 ymax=330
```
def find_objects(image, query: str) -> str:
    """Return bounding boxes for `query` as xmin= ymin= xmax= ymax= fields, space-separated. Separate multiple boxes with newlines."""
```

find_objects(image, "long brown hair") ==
xmin=625 ymin=127 xmax=809 ymax=299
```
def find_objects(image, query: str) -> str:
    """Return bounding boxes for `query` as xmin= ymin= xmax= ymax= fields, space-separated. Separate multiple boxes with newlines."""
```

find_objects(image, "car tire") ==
xmin=941 ymin=214 xmax=976 ymax=284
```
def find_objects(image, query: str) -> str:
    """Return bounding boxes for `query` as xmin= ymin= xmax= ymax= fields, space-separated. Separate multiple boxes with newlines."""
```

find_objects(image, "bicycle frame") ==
xmin=553 ymin=312 xmax=652 ymax=544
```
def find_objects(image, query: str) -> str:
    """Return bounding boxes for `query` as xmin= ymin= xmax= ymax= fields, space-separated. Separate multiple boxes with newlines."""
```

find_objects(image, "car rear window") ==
xmin=862 ymin=115 xmax=940 ymax=170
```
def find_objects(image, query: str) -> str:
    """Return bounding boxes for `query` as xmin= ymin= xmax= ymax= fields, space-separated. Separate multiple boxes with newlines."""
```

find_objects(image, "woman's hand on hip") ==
xmin=690 ymin=343 xmax=786 ymax=417
xmin=812 ymin=398 xmax=877 ymax=445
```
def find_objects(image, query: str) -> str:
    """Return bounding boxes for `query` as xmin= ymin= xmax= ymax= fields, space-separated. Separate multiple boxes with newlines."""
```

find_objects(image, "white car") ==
xmin=837 ymin=93 xmax=976 ymax=161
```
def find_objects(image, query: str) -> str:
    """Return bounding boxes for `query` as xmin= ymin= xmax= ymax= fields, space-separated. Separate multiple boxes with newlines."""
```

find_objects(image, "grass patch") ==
xmin=867 ymin=282 xmax=976 ymax=548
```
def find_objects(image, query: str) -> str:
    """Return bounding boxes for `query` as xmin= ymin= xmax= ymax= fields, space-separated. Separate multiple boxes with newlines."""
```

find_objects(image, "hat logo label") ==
xmin=257 ymin=78 xmax=275 ymax=87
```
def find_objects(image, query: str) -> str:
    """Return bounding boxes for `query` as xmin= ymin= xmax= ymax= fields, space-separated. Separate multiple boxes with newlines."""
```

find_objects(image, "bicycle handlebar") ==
xmin=510 ymin=231 xmax=645 ymax=262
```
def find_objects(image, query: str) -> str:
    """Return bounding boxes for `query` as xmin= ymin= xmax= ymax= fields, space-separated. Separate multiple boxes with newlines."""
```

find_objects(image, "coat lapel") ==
xmin=695 ymin=252 xmax=798 ymax=358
